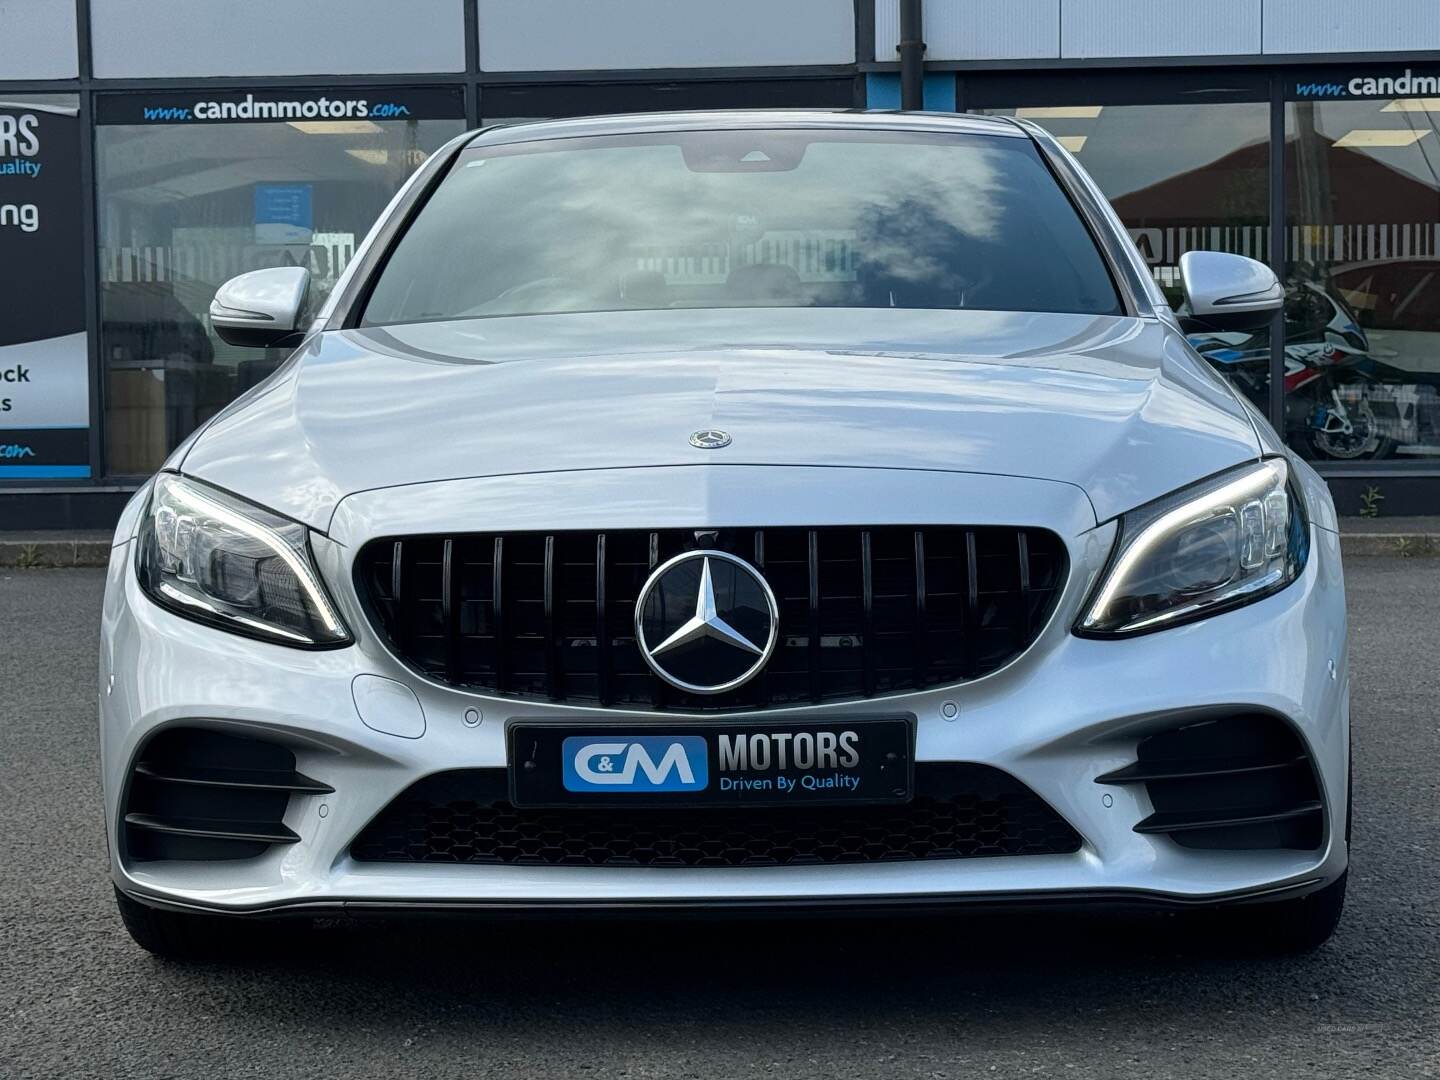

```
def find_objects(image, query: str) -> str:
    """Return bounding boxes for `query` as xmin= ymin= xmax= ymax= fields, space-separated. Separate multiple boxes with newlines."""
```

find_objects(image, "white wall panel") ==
xmin=1264 ymin=0 xmax=1440 ymax=54
xmin=874 ymin=0 xmax=1059 ymax=61
xmin=1061 ymin=0 xmax=1260 ymax=58
xmin=477 ymin=0 xmax=854 ymax=71
xmin=90 ymin=0 xmax=465 ymax=78
xmin=0 ymin=0 xmax=78 ymax=80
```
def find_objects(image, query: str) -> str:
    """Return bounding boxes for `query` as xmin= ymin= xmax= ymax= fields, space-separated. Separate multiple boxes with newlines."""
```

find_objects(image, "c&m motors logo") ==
xmin=562 ymin=736 xmax=708 ymax=793
xmin=139 ymin=93 xmax=413 ymax=122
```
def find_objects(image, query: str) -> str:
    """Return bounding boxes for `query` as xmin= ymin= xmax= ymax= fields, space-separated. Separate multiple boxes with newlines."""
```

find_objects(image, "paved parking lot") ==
xmin=2 ymin=559 xmax=1437 ymax=1079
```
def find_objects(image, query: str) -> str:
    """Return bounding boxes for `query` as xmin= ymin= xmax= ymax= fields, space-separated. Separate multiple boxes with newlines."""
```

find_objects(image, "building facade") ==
xmin=4 ymin=0 xmax=1440 ymax=526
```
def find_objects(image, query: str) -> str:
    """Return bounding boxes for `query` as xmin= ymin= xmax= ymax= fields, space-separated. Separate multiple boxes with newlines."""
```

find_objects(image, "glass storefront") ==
xmin=96 ymin=92 xmax=465 ymax=474
xmin=977 ymin=86 xmax=1275 ymax=416
xmin=5 ymin=63 xmax=1440 ymax=517
xmin=1286 ymin=94 xmax=1440 ymax=462
xmin=973 ymin=67 xmax=1440 ymax=477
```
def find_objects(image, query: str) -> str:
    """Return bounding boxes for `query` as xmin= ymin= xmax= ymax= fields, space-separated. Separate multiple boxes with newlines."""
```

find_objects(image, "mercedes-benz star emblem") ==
xmin=634 ymin=550 xmax=778 ymax=694
xmin=689 ymin=429 xmax=732 ymax=449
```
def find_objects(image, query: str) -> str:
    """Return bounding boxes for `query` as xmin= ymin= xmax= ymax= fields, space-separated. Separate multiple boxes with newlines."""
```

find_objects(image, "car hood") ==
xmin=180 ymin=307 xmax=1260 ymax=532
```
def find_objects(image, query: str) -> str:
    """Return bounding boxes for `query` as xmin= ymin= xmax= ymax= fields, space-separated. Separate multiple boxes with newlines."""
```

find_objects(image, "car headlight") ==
xmin=1077 ymin=458 xmax=1309 ymax=636
xmin=136 ymin=473 xmax=350 ymax=648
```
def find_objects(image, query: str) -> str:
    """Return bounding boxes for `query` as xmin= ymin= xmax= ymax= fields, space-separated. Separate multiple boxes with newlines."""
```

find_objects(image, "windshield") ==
xmin=361 ymin=128 xmax=1123 ymax=326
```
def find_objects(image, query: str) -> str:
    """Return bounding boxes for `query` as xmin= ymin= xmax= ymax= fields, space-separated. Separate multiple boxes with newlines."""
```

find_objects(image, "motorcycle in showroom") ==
xmin=1189 ymin=281 xmax=1440 ymax=461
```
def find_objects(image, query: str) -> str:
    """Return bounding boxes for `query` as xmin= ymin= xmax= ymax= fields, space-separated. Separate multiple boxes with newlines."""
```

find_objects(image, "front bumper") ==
xmin=100 ymin=468 xmax=1349 ymax=916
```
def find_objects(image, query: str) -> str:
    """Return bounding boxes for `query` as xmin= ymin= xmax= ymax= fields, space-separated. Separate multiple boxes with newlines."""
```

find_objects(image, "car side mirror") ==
xmin=209 ymin=267 xmax=311 ymax=349
xmin=1177 ymin=251 xmax=1283 ymax=335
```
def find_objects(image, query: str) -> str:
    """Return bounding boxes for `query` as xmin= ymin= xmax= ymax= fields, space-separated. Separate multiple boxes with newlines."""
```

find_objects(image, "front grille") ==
xmin=354 ymin=526 xmax=1067 ymax=711
xmin=349 ymin=765 xmax=1082 ymax=868
xmin=122 ymin=728 xmax=331 ymax=862
xmin=1098 ymin=714 xmax=1324 ymax=851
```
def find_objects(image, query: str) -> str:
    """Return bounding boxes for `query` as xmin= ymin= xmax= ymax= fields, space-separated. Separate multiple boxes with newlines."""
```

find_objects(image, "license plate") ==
xmin=508 ymin=718 xmax=914 ymax=808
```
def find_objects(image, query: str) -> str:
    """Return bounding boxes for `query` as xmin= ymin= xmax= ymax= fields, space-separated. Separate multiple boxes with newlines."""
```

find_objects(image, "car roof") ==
xmin=464 ymin=109 xmax=1026 ymax=149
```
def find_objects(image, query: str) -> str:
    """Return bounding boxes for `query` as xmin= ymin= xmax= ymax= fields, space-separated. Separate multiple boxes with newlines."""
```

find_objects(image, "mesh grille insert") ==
xmin=349 ymin=765 xmax=1082 ymax=868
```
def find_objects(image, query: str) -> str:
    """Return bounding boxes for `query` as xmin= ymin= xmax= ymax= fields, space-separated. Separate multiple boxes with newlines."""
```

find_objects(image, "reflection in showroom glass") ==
xmin=97 ymin=115 xmax=465 ymax=475
xmin=1285 ymin=97 xmax=1440 ymax=462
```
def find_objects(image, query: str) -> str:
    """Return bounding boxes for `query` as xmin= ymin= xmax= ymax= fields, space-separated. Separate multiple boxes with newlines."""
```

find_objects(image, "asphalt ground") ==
xmin=1 ymin=560 xmax=1436 ymax=1079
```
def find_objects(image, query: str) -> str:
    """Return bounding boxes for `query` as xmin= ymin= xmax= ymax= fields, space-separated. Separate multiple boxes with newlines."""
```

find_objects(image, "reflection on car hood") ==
xmin=180 ymin=307 xmax=1260 ymax=531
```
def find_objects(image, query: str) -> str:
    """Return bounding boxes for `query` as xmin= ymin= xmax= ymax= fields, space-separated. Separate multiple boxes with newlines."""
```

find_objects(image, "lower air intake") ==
xmin=122 ymin=728 xmax=331 ymax=862
xmin=349 ymin=764 xmax=1082 ymax=868
xmin=1098 ymin=714 xmax=1324 ymax=851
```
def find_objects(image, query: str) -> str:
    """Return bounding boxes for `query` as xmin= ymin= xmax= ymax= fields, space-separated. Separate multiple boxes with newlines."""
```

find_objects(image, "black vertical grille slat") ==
xmin=442 ymin=538 xmax=460 ymax=684
xmin=647 ymin=531 xmax=663 ymax=710
xmin=595 ymin=533 xmax=610 ymax=707
xmin=964 ymin=529 xmax=980 ymax=678
xmin=390 ymin=539 xmax=404 ymax=613
xmin=387 ymin=538 xmax=407 ymax=658
xmin=912 ymin=529 xmax=928 ymax=685
xmin=860 ymin=530 xmax=875 ymax=697
xmin=543 ymin=534 xmax=560 ymax=699
xmin=492 ymin=536 xmax=507 ymax=695
xmin=753 ymin=529 xmax=769 ymax=708
xmin=1017 ymin=530 xmax=1033 ymax=640
xmin=806 ymin=530 xmax=821 ymax=704
xmin=357 ymin=526 xmax=1067 ymax=713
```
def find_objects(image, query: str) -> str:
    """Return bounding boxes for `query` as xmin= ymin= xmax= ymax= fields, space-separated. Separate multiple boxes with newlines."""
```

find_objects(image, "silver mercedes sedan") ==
xmin=100 ymin=111 xmax=1349 ymax=959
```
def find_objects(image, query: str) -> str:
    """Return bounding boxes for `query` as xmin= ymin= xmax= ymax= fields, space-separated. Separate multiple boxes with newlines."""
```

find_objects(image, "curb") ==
xmin=4 ymin=533 xmax=1440 ymax=569
xmin=0 ymin=539 xmax=114 ymax=569
xmin=1338 ymin=533 xmax=1440 ymax=558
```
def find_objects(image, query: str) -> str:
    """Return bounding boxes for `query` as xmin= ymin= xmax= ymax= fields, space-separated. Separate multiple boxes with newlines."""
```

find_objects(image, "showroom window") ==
xmin=972 ymin=74 xmax=1274 ymax=415
xmin=95 ymin=88 xmax=466 ymax=476
xmin=1285 ymin=86 xmax=1440 ymax=462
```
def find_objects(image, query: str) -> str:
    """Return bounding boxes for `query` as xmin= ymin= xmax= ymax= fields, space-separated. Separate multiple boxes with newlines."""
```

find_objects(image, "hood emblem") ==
xmin=689 ymin=429 xmax=732 ymax=449
xmin=634 ymin=550 xmax=778 ymax=695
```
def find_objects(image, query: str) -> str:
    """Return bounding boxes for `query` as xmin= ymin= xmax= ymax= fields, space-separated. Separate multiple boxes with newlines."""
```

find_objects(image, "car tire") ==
xmin=113 ymin=887 xmax=273 ymax=961
xmin=1214 ymin=871 xmax=1348 ymax=953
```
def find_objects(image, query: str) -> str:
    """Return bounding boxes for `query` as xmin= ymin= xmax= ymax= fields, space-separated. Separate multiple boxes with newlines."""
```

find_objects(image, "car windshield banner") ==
xmin=1290 ymin=66 xmax=1440 ymax=100
xmin=96 ymin=87 xmax=464 ymax=125
xmin=0 ymin=100 xmax=89 ymax=479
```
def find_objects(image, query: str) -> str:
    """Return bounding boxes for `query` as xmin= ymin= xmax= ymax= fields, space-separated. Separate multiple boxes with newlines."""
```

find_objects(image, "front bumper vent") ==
xmin=353 ymin=526 xmax=1067 ymax=712
xmin=122 ymin=728 xmax=330 ymax=862
xmin=1098 ymin=714 xmax=1324 ymax=850
xmin=349 ymin=764 xmax=1082 ymax=868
